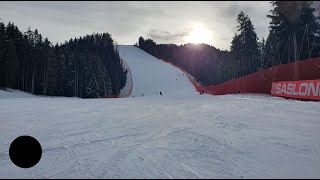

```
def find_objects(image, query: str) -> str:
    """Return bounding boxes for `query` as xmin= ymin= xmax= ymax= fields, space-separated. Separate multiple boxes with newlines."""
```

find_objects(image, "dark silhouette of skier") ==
xmin=160 ymin=91 xmax=162 ymax=96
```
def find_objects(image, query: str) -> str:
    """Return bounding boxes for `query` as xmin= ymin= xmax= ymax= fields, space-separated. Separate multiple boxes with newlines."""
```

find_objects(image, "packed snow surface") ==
xmin=1 ymin=90 xmax=320 ymax=178
xmin=117 ymin=45 xmax=197 ymax=97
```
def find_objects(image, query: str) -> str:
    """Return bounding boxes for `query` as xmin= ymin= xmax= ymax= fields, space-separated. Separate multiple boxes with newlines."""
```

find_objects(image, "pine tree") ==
xmin=230 ymin=33 xmax=242 ymax=59
xmin=46 ymin=44 xmax=58 ymax=96
xmin=258 ymin=38 xmax=267 ymax=69
xmin=0 ymin=21 xmax=127 ymax=98
xmin=230 ymin=11 xmax=260 ymax=75
xmin=266 ymin=1 xmax=320 ymax=64
xmin=6 ymin=39 xmax=18 ymax=88
xmin=138 ymin=36 xmax=145 ymax=49
xmin=42 ymin=37 xmax=51 ymax=95
xmin=0 ymin=21 xmax=6 ymax=89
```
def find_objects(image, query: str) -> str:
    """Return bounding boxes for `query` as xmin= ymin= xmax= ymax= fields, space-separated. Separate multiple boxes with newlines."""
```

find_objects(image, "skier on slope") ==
xmin=160 ymin=91 xmax=162 ymax=96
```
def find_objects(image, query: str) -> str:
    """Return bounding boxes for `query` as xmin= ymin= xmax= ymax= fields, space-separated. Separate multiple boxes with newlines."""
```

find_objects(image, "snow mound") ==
xmin=0 ymin=89 xmax=36 ymax=99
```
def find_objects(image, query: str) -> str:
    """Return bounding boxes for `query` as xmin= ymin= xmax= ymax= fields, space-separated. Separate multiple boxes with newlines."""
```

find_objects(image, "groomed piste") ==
xmin=117 ymin=45 xmax=197 ymax=97
xmin=1 ymin=46 xmax=320 ymax=178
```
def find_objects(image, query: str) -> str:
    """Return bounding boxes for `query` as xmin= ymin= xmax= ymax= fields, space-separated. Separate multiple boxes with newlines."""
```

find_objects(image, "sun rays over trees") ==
xmin=137 ymin=1 xmax=320 ymax=86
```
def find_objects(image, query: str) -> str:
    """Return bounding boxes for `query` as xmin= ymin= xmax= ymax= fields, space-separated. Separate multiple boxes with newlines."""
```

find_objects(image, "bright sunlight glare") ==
xmin=184 ymin=24 xmax=213 ymax=45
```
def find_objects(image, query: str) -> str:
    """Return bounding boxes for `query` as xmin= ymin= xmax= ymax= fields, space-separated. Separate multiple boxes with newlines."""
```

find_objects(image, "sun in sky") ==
xmin=184 ymin=24 xmax=213 ymax=45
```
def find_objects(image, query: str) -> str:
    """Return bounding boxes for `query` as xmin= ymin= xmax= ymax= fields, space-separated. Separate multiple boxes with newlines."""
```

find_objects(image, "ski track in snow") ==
xmin=0 ymin=45 xmax=319 ymax=178
xmin=117 ymin=45 xmax=197 ymax=97
xmin=1 ymin=90 xmax=320 ymax=178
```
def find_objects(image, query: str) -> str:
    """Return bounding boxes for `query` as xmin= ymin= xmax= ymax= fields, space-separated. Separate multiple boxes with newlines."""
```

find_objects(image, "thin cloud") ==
xmin=148 ymin=29 xmax=189 ymax=42
xmin=0 ymin=1 xmax=272 ymax=50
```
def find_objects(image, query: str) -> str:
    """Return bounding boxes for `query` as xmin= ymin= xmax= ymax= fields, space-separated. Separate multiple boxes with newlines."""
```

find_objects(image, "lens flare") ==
xmin=185 ymin=24 xmax=213 ymax=45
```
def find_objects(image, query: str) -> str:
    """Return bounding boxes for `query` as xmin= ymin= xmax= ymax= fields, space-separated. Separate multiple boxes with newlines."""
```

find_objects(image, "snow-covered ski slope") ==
xmin=1 ymin=90 xmax=320 ymax=178
xmin=117 ymin=45 xmax=197 ymax=97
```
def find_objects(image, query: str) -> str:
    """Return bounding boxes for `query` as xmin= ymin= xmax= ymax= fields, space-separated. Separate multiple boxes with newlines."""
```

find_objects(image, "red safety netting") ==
xmin=204 ymin=57 xmax=320 ymax=96
xmin=161 ymin=57 xmax=320 ymax=99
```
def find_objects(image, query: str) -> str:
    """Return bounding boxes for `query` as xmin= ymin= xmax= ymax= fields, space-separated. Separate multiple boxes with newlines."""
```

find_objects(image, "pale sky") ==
xmin=0 ymin=1 xmax=275 ymax=51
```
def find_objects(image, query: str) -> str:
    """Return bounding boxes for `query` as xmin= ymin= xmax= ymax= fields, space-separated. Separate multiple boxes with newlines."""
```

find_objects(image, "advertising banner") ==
xmin=271 ymin=80 xmax=320 ymax=101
